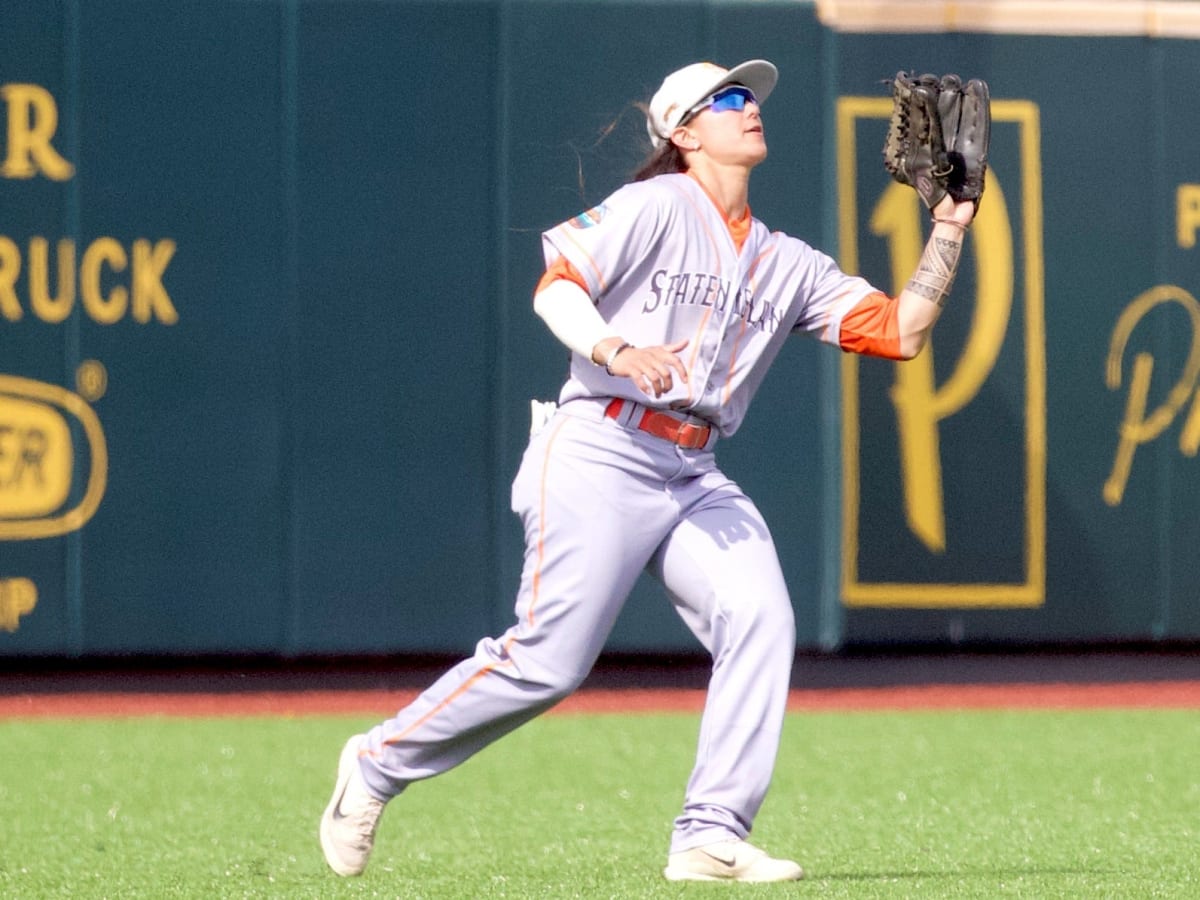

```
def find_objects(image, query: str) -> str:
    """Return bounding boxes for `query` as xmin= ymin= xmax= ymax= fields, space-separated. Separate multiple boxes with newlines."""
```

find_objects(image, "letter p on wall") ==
xmin=1177 ymin=184 xmax=1200 ymax=249
xmin=0 ymin=578 xmax=36 ymax=632
xmin=835 ymin=95 xmax=1046 ymax=608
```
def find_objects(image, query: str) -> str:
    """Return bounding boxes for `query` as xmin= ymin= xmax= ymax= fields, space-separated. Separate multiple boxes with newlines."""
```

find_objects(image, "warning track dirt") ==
xmin=3 ymin=651 xmax=1198 ymax=717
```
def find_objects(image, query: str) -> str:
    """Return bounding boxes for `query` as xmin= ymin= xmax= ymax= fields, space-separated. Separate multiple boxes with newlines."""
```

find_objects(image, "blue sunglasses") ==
xmin=684 ymin=85 xmax=758 ymax=123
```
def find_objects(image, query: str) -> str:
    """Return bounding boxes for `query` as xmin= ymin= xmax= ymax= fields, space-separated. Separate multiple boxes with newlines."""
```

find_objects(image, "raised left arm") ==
xmin=882 ymin=71 xmax=990 ymax=358
xmin=894 ymin=194 xmax=975 ymax=358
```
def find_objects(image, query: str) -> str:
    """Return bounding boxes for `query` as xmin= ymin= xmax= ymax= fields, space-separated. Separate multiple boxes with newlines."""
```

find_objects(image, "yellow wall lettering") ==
xmin=29 ymin=237 xmax=74 ymax=324
xmin=0 ymin=235 xmax=177 ymax=325
xmin=80 ymin=238 xmax=129 ymax=324
xmin=132 ymin=239 xmax=178 ymax=324
xmin=0 ymin=577 xmax=37 ymax=632
xmin=1176 ymin=184 xmax=1200 ymax=249
xmin=1103 ymin=285 xmax=1200 ymax=505
xmin=0 ymin=235 xmax=20 ymax=320
xmin=0 ymin=84 xmax=74 ymax=181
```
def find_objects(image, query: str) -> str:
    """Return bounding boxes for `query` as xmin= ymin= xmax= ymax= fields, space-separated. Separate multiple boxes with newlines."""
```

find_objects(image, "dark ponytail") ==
xmin=634 ymin=142 xmax=687 ymax=181
xmin=632 ymin=100 xmax=688 ymax=181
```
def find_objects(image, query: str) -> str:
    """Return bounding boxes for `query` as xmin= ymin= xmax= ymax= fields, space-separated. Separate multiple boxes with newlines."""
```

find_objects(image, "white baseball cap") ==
xmin=647 ymin=59 xmax=779 ymax=148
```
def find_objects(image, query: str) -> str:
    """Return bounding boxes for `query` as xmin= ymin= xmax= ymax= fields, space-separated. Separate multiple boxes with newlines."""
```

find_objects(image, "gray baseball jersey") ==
xmin=545 ymin=172 xmax=878 ymax=435
xmin=354 ymin=171 xmax=885 ymax=855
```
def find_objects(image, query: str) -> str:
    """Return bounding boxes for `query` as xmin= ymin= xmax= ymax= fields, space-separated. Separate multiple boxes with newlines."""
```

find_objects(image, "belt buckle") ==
xmin=675 ymin=422 xmax=708 ymax=449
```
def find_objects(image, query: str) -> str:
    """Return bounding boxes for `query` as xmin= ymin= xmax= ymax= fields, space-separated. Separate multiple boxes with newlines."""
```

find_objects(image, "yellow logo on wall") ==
xmin=0 ymin=374 xmax=107 ymax=540
xmin=0 ymin=577 xmax=36 ymax=632
xmin=835 ymin=95 xmax=1047 ymax=608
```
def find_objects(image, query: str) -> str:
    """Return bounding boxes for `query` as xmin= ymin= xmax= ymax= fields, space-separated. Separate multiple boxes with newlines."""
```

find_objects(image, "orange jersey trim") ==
xmin=722 ymin=244 xmax=778 ymax=404
xmin=727 ymin=208 xmax=751 ymax=253
xmin=555 ymin=227 xmax=609 ymax=294
xmin=839 ymin=291 xmax=904 ymax=359
xmin=687 ymin=171 xmax=751 ymax=253
xmin=535 ymin=255 xmax=590 ymax=296
xmin=378 ymin=652 xmax=513 ymax=747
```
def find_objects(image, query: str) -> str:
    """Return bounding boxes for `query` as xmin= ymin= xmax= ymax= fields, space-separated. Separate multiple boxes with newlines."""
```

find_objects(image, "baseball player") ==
xmin=321 ymin=59 xmax=981 ymax=883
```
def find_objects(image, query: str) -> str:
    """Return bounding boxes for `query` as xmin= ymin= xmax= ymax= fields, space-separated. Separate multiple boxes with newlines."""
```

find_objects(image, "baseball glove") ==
xmin=882 ymin=71 xmax=949 ymax=210
xmin=936 ymin=74 xmax=990 ymax=210
xmin=882 ymin=71 xmax=990 ymax=212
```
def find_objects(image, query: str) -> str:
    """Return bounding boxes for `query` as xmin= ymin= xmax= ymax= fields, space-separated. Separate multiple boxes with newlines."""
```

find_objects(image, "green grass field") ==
xmin=2 ymin=709 xmax=1198 ymax=898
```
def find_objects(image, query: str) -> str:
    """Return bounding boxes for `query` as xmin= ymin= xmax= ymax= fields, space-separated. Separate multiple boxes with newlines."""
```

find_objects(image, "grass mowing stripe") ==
xmin=1 ymin=710 xmax=1197 ymax=897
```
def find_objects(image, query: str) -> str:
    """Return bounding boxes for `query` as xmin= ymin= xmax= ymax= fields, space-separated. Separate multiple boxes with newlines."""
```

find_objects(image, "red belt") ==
xmin=604 ymin=398 xmax=712 ymax=450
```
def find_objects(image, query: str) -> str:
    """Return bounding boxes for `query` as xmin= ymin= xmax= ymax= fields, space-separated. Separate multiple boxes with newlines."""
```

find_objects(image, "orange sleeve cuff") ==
xmin=838 ymin=291 xmax=903 ymax=359
xmin=535 ymin=256 xmax=589 ymax=296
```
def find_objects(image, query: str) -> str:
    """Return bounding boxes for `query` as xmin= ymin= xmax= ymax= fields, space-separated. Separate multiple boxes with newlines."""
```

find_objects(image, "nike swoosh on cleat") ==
xmin=329 ymin=784 xmax=350 ymax=822
xmin=700 ymin=850 xmax=737 ymax=868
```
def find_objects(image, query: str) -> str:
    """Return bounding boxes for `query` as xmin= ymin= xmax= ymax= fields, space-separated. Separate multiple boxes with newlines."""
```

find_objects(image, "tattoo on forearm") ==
xmin=905 ymin=233 xmax=963 ymax=307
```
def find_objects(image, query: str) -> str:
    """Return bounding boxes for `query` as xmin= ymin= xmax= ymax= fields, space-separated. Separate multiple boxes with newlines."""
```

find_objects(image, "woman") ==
xmin=321 ymin=58 xmax=976 ymax=883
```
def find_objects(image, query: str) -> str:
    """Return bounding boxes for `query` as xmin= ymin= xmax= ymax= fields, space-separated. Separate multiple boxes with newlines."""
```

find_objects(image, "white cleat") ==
xmin=663 ymin=839 xmax=804 ymax=882
xmin=319 ymin=734 xmax=386 ymax=876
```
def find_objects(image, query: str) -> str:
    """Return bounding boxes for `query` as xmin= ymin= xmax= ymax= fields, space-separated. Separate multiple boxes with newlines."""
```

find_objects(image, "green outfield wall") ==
xmin=3 ymin=0 xmax=1200 ymax=657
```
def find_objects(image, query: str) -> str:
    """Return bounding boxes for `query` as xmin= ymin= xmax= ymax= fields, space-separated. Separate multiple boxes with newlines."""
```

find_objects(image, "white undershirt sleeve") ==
xmin=532 ymin=278 xmax=620 ymax=362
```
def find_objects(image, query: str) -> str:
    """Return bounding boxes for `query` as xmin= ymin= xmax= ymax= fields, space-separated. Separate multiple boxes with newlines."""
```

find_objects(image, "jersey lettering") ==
xmin=643 ymin=267 xmax=781 ymax=334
